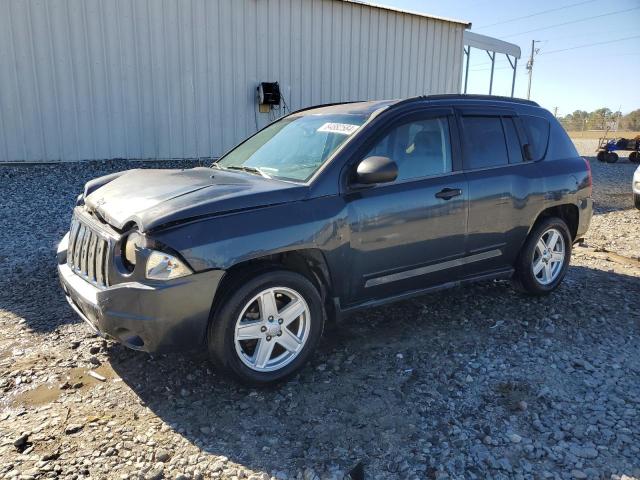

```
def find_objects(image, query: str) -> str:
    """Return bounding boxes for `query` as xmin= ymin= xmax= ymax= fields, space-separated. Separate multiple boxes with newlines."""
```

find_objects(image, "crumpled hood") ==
xmin=84 ymin=167 xmax=307 ymax=232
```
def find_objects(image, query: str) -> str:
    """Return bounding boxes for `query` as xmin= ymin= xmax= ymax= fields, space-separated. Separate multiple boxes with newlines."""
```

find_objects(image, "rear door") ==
xmin=458 ymin=108 xmax=537 ymax=276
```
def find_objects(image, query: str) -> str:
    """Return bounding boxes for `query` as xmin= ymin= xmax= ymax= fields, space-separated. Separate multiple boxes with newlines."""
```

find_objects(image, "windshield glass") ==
xmin=216 ymin=113 xmax=367 ymax=182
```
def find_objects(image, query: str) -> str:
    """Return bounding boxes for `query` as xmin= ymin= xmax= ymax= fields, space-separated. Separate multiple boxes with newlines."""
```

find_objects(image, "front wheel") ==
xmin=606 ymin=152 xmax=619 ymax=163
xmin=208 ymin=270 xmax=325 ymax=385
xmin=629 ymin=151 xmax=640 ymax=164
xmin=635 ymin=193 xmax=640 ymax=210
xmin=512 ymin=217 xmax=572 ymax=295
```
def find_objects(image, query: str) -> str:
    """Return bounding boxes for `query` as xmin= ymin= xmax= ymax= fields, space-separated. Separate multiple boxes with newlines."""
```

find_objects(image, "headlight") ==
xmin=145 ymin=251 xmax=192 ymax=280
xmin=123 ymin=232 xmax=144 ymax=268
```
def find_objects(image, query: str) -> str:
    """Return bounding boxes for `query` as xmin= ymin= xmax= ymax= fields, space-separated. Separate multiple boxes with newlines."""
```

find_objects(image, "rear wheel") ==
xmin=596 ymin=150 xmax=607 ymax=162
xmin=208 ymin=270 xmax=324 ymax=384
xmin=635 ymin=193 xmax=640 ymax=210
xmin=512 ymin=217 xmax=572 ymax=295
xmin=629 ymin=151 xmax=640 ymax=164
xmin=606 ymin=152 xmax=619 ymax=163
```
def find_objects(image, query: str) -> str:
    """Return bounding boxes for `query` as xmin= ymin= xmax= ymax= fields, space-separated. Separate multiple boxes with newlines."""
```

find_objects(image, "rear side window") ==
xmin=502 ymin=117 xmax=524 ymax=164
xmin=522 ymin=115 xmax=550 ymax=161
xmin=461 ymin=116 xmax=509 ymax=169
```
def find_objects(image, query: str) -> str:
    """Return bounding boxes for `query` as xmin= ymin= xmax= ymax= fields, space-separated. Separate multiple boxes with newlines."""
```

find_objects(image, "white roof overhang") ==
xmin=464 ymin=31 xmax=521 ymax=58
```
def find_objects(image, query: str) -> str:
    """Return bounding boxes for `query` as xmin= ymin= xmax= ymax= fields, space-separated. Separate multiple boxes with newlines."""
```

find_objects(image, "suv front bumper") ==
xmin=57 ymin=233 xmax=224 ymax=353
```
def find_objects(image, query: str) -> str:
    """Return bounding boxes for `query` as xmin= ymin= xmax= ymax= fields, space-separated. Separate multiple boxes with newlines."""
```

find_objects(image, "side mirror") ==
xmin=354 ymin=156 xmax=398 ymax=185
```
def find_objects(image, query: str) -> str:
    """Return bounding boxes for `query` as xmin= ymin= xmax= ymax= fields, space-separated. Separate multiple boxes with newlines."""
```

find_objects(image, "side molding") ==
xmin=364 ymin=249 xmax=502 ymax=288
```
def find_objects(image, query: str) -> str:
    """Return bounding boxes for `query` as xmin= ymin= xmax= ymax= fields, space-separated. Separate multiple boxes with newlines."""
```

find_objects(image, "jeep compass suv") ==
xmin=57 ymin=95 xmax=592 ymax=384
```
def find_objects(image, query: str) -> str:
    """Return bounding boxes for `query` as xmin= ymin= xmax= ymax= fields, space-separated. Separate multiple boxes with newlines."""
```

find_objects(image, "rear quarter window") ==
xmin=522 ymin=115 xmax=550 ymax=161
xmin=547 ymin=117 xmax=580 ymax=160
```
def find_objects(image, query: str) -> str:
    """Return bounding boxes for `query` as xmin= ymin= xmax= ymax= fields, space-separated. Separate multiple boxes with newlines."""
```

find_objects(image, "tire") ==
xmin=208 ymin=270 xmax=325 ymax=385
xmin=635 ymin=193 xmax=640 ymax=210
xmin=606 ymin=152 xmax=619 ymax=163
xmin=629 ymin=151 xmax=640 ymax=164
xmin=511 ymin=217 xmax=572 ymax=295
xmin=596 ymin=150 xmax=607 ymax=162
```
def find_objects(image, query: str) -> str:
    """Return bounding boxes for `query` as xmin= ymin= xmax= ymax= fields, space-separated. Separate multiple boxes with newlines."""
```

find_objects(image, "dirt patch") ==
xmin=9 ymin=364 xmax=117 ymax=408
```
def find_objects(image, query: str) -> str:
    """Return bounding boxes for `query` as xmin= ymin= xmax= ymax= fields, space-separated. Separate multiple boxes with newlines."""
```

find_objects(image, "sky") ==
xmin=375 ymin=0 xmax=640 ymax=116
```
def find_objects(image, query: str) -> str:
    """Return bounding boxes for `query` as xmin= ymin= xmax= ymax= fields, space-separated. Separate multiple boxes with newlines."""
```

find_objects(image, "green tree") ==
xmin=621 ymin=109 xmax=640 ymax=131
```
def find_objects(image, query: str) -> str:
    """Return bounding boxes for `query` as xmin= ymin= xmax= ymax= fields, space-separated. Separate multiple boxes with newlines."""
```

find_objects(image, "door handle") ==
xmin=435 ymin=188 xmax=462 ymax=200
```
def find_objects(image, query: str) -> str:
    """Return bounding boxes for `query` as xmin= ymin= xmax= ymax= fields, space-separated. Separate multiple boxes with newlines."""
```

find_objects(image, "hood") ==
xmin=84 ymin=167 xmax=307 ymax=232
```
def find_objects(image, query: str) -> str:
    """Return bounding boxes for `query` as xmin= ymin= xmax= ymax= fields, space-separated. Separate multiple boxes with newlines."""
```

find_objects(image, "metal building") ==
xmin=0 ymin=0 xmax=469 ymax=163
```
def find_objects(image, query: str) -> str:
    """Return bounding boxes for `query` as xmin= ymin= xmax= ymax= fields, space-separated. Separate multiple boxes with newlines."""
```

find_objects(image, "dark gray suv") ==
xmin=57 ymin=95 xmax=592 ymax=384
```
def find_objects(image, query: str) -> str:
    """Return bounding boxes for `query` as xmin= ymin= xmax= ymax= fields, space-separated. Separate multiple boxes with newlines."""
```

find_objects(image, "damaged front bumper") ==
xmin=57 ymin=233 xmax=224 ymax=353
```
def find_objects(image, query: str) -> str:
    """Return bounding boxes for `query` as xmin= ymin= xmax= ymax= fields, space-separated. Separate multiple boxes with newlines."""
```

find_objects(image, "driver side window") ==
xmin=365 ymin=117 xmax=452 ymax=182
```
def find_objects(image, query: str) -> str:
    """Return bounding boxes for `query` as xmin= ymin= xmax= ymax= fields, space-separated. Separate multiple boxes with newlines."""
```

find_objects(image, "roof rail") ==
xmin=289 ymin=100 xmax=363 ymax=116
xmin=405 ymin=94 xmax=540 ymax=107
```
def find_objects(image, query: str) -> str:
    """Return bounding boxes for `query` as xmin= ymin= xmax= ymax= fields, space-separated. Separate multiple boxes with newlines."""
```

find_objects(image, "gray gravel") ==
xmin=1 ymin=158 xmax=639 ymax=480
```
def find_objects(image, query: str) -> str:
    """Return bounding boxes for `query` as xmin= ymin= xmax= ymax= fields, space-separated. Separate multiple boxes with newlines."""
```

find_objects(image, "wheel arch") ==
xmin=209 ymin=248 xmax=334 ymax=327
xmin=530 ymin=203 xmax=579 ymax=241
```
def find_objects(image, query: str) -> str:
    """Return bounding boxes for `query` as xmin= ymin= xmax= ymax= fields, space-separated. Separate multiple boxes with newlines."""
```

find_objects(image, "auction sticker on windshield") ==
xmin=317 ymin=123 xmax=360 ymax=135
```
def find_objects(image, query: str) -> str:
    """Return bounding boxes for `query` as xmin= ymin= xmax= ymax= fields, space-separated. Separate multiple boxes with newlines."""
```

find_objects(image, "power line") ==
xmin=537 ymin=27 xmax=638 ymax=43
xmin=470 ymin=28 xmax=638 ymax=68
xmin=499 ymin=6 xmax=640 ymax=38
xmin=469 ymin=50 xmax=640 ymax=72
xmin=476 ymin=0 xmax=598 ymax=28
xmin=540 ymin=34 xmax=640 ymax=54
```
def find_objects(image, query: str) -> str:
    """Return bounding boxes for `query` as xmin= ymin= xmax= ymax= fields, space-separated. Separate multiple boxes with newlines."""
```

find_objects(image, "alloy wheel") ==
xmin=532 ymin=227 xmax=565 ymax=286
xmin=233 ymin=287 xmax=311 ymax=372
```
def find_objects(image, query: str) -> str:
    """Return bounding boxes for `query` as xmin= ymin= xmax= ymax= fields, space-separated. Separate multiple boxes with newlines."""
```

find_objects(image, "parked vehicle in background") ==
xmin=633 ymin=165 xmax=640 ymax=209
xmin=596 ymin=134 xmax=640 ymax=163
xmin=57 ymin=95 xmax=592 ymax=384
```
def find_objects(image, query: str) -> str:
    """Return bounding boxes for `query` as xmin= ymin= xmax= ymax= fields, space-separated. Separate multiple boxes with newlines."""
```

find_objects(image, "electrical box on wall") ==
xmin=257 ymin=82 xmax=281 ymax=106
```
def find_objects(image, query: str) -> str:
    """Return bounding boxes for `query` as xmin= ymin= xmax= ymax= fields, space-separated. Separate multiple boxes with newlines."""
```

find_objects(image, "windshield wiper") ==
xmin=225 ymin=165 xmax=271 ymax=179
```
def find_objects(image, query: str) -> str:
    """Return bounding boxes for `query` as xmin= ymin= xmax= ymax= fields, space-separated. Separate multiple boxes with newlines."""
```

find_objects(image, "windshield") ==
xmin=216 ymin=113 xmax=367 ymax=182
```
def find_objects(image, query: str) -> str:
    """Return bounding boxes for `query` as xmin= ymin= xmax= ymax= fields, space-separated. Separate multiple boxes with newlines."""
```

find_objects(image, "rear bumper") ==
xmin=575 ymin=197 xmax=593 ymax=241
xmin=57 ymin=234 xmax=224 ymax=353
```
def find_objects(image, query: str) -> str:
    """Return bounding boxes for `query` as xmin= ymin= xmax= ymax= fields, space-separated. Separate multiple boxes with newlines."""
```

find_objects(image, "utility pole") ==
xmin=553 ymin=106 xmax=558 ymax=118
xmin=526 ymin=40 xmax=540 ymax=100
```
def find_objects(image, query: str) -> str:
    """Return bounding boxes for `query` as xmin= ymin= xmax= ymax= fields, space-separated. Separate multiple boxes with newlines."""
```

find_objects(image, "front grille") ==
xmin=67 ymin=216 xmax=110 ymax=287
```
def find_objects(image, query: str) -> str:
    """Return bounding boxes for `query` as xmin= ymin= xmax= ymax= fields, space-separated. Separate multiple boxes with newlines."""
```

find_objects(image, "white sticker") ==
xmin=317 ymin=122 xmax=359 ymax=135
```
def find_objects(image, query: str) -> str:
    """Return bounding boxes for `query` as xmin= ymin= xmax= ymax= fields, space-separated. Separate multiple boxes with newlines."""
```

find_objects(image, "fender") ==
xmin=152 ymin=195 xmax=350 ymax=274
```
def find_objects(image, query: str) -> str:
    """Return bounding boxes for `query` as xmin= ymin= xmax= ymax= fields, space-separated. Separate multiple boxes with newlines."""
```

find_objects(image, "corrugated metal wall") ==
xmin=0 ymin=0 xmax=465 ymax=162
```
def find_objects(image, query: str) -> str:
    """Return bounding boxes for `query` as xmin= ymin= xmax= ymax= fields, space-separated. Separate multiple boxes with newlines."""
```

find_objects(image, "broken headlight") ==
xmin=145 ymin=251 xmax=192 ymax=280
xmin=123 ymin=232 xmax=144 ymax=270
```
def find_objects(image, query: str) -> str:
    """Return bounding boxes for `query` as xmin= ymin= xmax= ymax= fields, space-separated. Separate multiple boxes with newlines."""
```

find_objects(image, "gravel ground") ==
xmin=1 ymin=153 xmax=639 ymax=480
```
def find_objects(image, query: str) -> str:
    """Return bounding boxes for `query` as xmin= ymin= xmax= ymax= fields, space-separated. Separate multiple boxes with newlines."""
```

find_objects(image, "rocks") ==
xmin=0 ymin=158 xmax=639 ymax=479
xmin=145 ymin=463 xmax=165 ymax=480
xmin=569 ymin=445 xmax=599 ymax=459
xmin=13 ymin=433 xmax=29 ymax=450
xmin=64 ymin=423 xmax=84 ymax=434
xmin=155 ymin=449 xmax=171 ymax=462
xmin=508 ymin=433 xmax=522 ymax=443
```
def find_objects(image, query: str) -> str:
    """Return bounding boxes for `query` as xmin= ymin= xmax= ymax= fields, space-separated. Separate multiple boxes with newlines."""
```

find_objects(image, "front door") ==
xmin=344 ymin=110 xmax=468 ymax=305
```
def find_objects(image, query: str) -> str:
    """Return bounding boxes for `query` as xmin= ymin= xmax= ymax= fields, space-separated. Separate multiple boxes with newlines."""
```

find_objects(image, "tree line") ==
xmin=559 ymin=108 xmax=640 ymax=132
